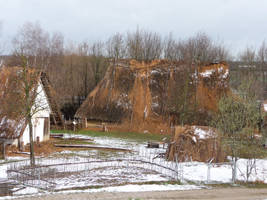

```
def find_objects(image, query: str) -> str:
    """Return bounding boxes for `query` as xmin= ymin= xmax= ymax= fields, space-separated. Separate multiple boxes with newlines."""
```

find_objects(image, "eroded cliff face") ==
xmin=75 ymin=60 xmax=229 ymax=133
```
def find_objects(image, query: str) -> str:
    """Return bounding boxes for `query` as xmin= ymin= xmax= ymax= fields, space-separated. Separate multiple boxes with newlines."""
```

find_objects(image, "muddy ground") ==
xmin=15 ymin=188 xmax=267 ymax=200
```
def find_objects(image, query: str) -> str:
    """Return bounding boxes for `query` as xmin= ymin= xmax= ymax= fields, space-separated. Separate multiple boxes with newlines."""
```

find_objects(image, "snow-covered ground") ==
xmin=0 ymin=133 xmax=267 ymax=198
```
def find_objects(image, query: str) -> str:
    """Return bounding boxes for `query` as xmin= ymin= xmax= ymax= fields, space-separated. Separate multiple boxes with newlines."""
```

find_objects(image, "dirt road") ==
xmin=16 ymin=188 xmax=267 ymax=200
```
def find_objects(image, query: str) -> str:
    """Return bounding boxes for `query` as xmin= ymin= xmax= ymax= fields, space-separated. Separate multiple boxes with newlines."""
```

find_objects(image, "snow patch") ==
xmin=151 ymin=69 xmax=160 ymax=75
xmin=220 ymin=69 xmax=229 ymax=79
xmin=264 ymin=104 xmax=267 ymax=112
xmin=194 ymin=127 xmax=214 ymax=139
xmin=199 ymin=66 xmax=228 ymax=79
xmin=200 ymin=69 xmax=215 ymax=77
xmin=13 ymin=187 xmax=39 ymax=195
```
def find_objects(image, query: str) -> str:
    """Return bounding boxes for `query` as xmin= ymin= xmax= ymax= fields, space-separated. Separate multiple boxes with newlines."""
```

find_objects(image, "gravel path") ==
xmin=15 ymin=188 xmax=267 ymax=200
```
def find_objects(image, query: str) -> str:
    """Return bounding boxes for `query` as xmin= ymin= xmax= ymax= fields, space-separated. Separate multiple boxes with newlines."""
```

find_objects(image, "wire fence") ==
xmin=8 ymin=144 xmax=256 ymax=192
xmin=7 ymin=146 xmax=183 ymax=191
xmin=8 ymin=158 xmax=181 ymax=191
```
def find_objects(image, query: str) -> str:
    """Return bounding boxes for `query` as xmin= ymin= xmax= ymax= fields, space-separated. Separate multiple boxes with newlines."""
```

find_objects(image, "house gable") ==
xmin=0 ymin=67 xmax=59 ymax=145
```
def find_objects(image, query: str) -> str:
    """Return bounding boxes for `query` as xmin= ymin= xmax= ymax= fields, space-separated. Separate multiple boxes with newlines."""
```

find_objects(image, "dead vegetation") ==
xmin=75 ymin=60 xmax=229 ymax=134
xmin=166 ymin=125 xmax=226 ymax=162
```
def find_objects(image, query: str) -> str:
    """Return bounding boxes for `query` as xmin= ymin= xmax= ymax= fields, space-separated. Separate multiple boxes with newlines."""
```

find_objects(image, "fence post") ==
xmin=175 ymin=153 xmax=179 ymax=181
xmin=207 ymin=158 xmax=214 ymax=184
xmin=180 ymin=162 xmax=184 ymax=183
xmin=207 ymin=163 xmax=211 ymax=184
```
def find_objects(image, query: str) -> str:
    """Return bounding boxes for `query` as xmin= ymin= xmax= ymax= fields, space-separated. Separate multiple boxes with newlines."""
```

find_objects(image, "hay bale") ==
xmin=166 ymin=125 xmax=226 ymax=163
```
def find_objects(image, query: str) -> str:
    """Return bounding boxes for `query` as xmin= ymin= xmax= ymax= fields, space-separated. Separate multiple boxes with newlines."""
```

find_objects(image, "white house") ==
xmin=0 ymin=67 xmax=64 ymax=149
xmin=18 ymin=81 xmax=51 ymax=146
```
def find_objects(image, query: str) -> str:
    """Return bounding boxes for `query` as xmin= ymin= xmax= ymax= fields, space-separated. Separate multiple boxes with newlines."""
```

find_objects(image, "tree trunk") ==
xmin=28 ymin=116 xmax=35 ymax=166
xmin=0 ymin=142 xmax=6 ymax=160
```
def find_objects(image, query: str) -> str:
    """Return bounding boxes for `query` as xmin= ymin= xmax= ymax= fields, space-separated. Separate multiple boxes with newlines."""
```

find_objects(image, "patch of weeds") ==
xmin=53 ymin=152 xmax=80 ymax=158
xmin=0 ymin=159 xmax=28 ymax=165
xmin=207 ymin=183 xmax=235 ymax=188
xmin=236 ymin=180 xmax=267 ymax=188
xmin=56 ymin=139 xmax=94 ymax=145
xmin=96 ymin=150 xmax=114 ymax=158
xmin=205 ymin=181 xmax=267 ymax=188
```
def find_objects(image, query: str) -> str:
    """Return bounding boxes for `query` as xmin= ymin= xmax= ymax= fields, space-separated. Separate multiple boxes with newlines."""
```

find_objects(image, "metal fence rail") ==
xmin=7 ymin=157 xmax=181 ymax=191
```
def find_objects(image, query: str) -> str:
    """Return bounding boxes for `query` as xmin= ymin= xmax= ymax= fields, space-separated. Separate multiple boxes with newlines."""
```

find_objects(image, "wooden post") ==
xmin=19 ymin=141 xmax=25 ymax=152
xmin=0 ymin=142 xmax=6 ymax=160
xmin=73 ymin=120 xmax=77 ymax=132
xmin=102 ymin=123 xmax=108 ymax=132
xmin=171 ymin=125 xmax=175 ymax=137
xmin=84 ymin=118 xmax=87 ymax=128
xmin=102 ymin=123 xmax=105 ymax=132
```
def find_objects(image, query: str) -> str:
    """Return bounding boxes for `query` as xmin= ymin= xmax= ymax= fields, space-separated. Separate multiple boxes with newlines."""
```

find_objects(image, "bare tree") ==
xmin=142 ymin=31 xmax=162 ymax=60
xmin=126 ymin=28 xmax=163 ymax=61
xmin=163 ymin=33 xmax=181 ymax=61
xmin=238 ymin=46 xmax=265 ymax=99
xmin=89 ymin=41 xmax=107 ymax=87
xmin=12 ymin=22 xmax=50 ymax=69
xmin=0 ymin=22 xmax=2 ymax=53
xmin=0 ymin=21 xmax=5 ymax=57
xmin=126 ymin=28 xmax=144 ymax=60
xmin=257 ymin=41 xmax=267 ymax=98
xmin=78 ymin=41 xmax=91 ymax=97
xmin=183 ymin=32 xmax=228 ymax=64
xmin=239 ymin=46 xmax=256 ymax=65
xmin=106 ymin=33 xmax=126 ymax=60
xmin=163 ymin=32 xmax=229 ymax=64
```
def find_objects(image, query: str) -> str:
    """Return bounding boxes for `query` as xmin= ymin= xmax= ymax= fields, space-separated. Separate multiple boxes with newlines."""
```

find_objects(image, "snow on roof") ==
xmin=199 ymin=69 xmax=215 ymax=77
xmin=0 ymin=117 xmax=26 ymax=139
xmin=193 ymin=126 xmax=216 ymax=139
xmin=199 ymin=65 xmax=229 ymax=79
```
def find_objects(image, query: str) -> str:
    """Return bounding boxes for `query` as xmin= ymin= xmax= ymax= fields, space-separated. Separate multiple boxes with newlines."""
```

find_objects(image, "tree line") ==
xmin=1 ymin=22 xmax=267 ymax=118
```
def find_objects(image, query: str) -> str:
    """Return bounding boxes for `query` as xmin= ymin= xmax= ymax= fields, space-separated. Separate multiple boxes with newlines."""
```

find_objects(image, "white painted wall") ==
xmin=19 ymin=117 xmax=47 ymax=145
xmin=32 ymin=81 xmax=51 ymax=118
xmin=17 ymin=81 xmax=51 ymax=146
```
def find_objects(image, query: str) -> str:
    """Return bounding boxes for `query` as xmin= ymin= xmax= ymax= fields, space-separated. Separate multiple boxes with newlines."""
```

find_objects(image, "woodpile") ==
xmin=166 ymin=125 xmax=226 ymax=163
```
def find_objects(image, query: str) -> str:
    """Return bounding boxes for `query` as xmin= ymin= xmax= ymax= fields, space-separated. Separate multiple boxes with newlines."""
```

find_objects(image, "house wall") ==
xmin=14 ymin=82 xmax=51 ymax=146
xmin=32 ymin=81 xmax=51 ymax=118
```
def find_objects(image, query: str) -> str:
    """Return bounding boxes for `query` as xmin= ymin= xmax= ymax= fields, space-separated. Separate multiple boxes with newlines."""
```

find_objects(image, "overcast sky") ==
xmin=0 ymin=0 xmax=267 ymax=55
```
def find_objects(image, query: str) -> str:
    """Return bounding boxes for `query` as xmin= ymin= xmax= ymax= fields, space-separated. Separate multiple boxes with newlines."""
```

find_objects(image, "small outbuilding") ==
xmin=0 ymin=66 xmax=64 ymax=158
